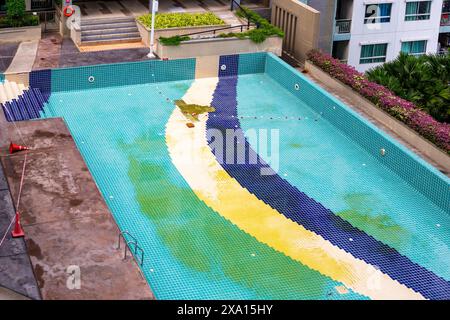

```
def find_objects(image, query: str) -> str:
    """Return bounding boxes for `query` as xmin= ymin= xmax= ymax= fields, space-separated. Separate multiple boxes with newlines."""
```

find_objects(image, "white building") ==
xmin=305 ymin=0 xmax=450 ymax=72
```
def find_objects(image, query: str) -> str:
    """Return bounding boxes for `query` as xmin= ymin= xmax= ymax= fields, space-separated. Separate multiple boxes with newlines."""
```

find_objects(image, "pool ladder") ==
xmin=116 ymin=231 xmax=145 ymax=267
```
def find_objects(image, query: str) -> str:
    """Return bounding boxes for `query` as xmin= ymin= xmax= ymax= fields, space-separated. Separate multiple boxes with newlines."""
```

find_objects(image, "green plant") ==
xmin=158 ymin=35 xmax=191 ymax=46
xmin=6 ymin=0 xmax=25 ymax=21
xmin=138 ymin=12 xmax=225 ymax=29
xmin=367 ymin=52 xmax=450 ymax=123
xmin=0 ymin=0 xmax=39 ymax=28
xmin=218 ymin=7 xmax=284 ymax=44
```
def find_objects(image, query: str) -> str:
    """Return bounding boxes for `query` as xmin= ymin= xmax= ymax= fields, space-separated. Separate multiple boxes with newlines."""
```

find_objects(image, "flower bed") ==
xmin=307 ymin=49 xmax=450 ymax=154
xmin=137 ymin=12 xmax=225 ymax=29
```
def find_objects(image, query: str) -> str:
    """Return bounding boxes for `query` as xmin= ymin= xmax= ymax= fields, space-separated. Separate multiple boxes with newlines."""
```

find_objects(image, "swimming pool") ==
xmin=8 ymin=53 xmax=450 ymax=299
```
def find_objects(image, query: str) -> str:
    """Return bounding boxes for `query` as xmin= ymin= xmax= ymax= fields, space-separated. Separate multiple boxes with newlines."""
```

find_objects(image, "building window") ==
xmin=364 ymin=3 xmax=393 ymax=24
xmin=360 ymin=44 xmax=388 ymax=64
xmin=401 ymin=40 xmax=427 ymax=55
xmin=405 ymin=1 xmax=431 ymax=21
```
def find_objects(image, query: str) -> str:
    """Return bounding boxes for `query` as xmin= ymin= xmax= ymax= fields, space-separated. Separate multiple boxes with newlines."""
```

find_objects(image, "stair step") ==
xmin=81 ymin=26 xmax=139 ymax=36
xmin=80 ymin=37 xmax=143 ymax=46
xmin=81 ymin=21 xmax=138 ymax=31
xmin=0 ymin=86 xmax=7 ymax=104
xmin=3 ymin=81 xmax=15 ymax=101
xmin=81 ymin=32 xmax=141 ymax=41
xmin=81 ymin=17 xmax=136 ymax=26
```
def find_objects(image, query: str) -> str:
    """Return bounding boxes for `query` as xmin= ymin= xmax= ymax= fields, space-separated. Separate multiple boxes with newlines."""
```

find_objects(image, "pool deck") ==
xmin=0 ymin=117 xmax=154 ymax=300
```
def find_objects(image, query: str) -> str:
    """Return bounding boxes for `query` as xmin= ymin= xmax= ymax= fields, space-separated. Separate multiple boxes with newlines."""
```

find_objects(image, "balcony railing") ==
xmin=441 ymin=13 xmax=450 ymax=26
xmin=335 ymin=19 xmax=352 ymax=34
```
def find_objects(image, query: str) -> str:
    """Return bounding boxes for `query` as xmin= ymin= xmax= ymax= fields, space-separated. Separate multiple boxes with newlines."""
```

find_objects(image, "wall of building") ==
xmin=156 ymin=36 xmax=283 ymax=60
xmin=307 ymin=0 xmax=337 ymax=53
xmin=346 ymin=0 xmax=443 ymax=72
xmin=271 ymin=0 xmax=320 ymax=61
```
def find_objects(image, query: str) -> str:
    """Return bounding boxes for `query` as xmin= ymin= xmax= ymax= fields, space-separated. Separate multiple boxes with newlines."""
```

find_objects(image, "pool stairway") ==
xmin=80 ymin=16 xmax=142 ymax=46
xmin=0 ymin=80 xmax=47 ymax=122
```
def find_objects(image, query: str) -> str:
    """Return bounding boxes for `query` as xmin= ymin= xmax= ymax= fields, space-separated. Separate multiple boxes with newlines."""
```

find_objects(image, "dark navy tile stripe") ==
xmin=206 ymin=54 xmax=450 ymax=300
xmin=1 ymin=87 xmax=48 ymax=122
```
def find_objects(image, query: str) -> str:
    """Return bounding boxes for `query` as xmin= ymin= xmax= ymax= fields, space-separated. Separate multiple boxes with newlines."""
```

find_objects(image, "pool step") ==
xmin=80 ymin=16 xmax=142 ymax=46
xmin=0 ymin=80 xmax=26 ymax=104
xmin=0 ymin=80 xmax=47 ymax=122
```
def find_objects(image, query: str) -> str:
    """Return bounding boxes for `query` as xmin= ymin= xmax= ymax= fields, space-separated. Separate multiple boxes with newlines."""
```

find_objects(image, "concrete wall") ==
xmin=136 ymin=20 xmax=230 ymax=47
xmin=305 ymin=60 xmax=450 ymax=172
xmin=156 ymin=36 xmax=283 ymax=60
xmin=271 ymin=0 xmax=320 ymax=61
xmin=347 ymin=0 xmax=443 ymax=72
xmin=0 ymin=25 xmax=41 ymax=43
xmin=307 ymin=0 xmax=336 ymax=54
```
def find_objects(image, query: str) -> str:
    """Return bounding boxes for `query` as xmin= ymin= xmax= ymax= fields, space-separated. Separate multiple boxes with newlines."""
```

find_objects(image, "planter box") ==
xmin=136 ymin=20 xmax=231 ymax=47
xmin=0 ymin=25 xmax=41 ymax=43
xmin=156 ymin=36 xmax=283 ymax=60
xmin=305 ymin=60 xmax=450 ymax=172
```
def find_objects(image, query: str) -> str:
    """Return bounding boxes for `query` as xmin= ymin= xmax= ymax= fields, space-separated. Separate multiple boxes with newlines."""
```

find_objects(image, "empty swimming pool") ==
xmin=7 ymin=53 xmax=449 ymax=299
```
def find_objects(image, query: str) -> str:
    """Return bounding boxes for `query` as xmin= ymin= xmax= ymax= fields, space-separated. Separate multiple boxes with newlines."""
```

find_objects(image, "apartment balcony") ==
xmin=441 ymin=13 xmax=450 ymax=33
xmin=334 ymin=19 xmax=352 ymax=41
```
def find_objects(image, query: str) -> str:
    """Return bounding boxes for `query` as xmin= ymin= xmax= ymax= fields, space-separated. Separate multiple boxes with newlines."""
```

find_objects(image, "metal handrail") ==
xmin=335 ymin=19 xmax=351 ymax=34
xmin=176 ymin=23 xmax=254 ymax=38
xmin=230 ymin=0 xmax=253 ymax=29
xmin=117 ymin=230 xmax=145 ymax=266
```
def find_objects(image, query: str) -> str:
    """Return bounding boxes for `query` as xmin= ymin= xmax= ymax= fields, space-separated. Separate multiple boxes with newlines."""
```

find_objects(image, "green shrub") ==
xmin=218 ymin=7 xmax=284 ymax=44
xmin=159 ymin=35 xmax=191 ymax=46
xmin=367 ymin=53 xmax=450 ymax=123
xmin=138 ymin=12 xmax=225 ymax=29
xmin=0 ymin=14 xmax=39 ymax=28
xmin=157 ymin=8 xmax=283 ymax=46
xmin=6 ymin=0 xmax=26 ymax=20
xmin=0 ymin=0 xmax=39 ymax=28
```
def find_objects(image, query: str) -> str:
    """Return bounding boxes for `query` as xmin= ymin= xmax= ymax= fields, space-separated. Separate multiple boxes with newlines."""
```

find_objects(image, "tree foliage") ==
xmin=367 ymin=53 xmax=450 ymax=123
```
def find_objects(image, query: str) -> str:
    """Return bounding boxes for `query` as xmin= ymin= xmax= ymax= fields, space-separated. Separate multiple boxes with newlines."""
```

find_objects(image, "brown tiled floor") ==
xmin=32 ymin=34 xmax=62 ymax=71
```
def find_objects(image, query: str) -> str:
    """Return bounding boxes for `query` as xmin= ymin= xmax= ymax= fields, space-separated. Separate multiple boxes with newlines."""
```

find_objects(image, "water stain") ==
xmin=336 ymin=193 xmax=411 ymax=247
xmin=290 ymin=143 xmax=302 ymax=149
xmin=26 ymin=238 xmax=44 ymax=260
xmin=69 ymin=199 xmax=83 ymax=207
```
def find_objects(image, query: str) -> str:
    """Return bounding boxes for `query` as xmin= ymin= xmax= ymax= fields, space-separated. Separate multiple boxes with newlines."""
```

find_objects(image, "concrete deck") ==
xmin=4 ymin=41 xmax=39 ymax=75
xmin=0 ymin=42 xmax=20 ymax=73
xmin=0 ymin=118 xmax=154 ymax=300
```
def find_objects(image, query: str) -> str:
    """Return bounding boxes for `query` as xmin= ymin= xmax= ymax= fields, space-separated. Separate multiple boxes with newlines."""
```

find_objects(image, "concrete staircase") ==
xmin=80 ymin=16 xmax=142 ymax=46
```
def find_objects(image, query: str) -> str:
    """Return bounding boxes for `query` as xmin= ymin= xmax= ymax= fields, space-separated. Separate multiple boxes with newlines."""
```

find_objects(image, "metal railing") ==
xmin=117 ymin=231 xmax=145 ymax=267
xmin=177 ymin=23 xmax=254 ymax=40
xmin=230 ymin=0 xmax=256 ymax=30
xmin=35 ymin=10 xmax=57 ymax=32
xmin=335 ymin=19 xmax=351 ymax=34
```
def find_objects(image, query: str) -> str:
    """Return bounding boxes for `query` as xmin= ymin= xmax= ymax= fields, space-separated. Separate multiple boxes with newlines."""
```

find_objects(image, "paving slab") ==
xmin=5 ymin=41 xmax=39 ymax=74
